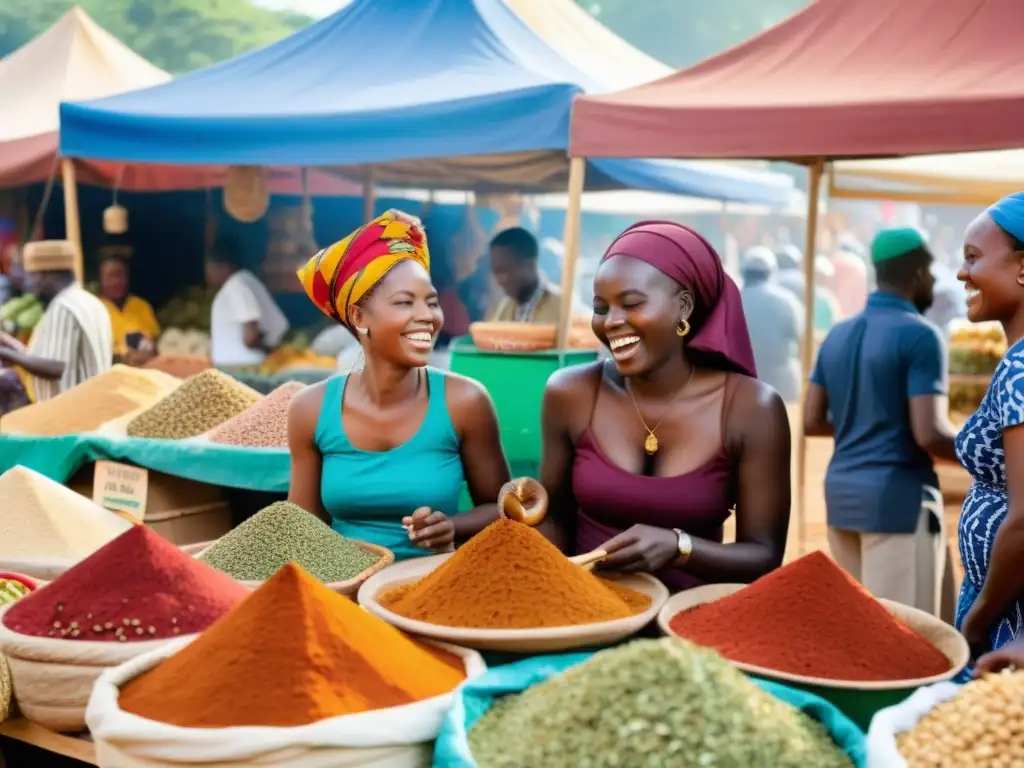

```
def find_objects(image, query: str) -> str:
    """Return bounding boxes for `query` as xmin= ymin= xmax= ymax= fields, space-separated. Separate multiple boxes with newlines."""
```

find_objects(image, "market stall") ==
xmin=565 ymin=0 xmax=1024 ymax=551
xmin=0 ymin=503 xmax=984 ymax=767
xmin=51 ymin=0 xmax=795 ymax=484
xmin=0 ymin=6 xmax=358 ymax=285
xmin=831 ymin=149 xmax=1024 ymax=207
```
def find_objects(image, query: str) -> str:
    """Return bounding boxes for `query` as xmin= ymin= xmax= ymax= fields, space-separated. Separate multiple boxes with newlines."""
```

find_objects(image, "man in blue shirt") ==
xmin=804 ymin=228 xmax=958 ymax=616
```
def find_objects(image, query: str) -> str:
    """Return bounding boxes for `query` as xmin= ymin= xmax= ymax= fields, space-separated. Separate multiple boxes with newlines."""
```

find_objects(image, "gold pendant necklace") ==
xmin=628 ymin=367 xmax=696 ymax=456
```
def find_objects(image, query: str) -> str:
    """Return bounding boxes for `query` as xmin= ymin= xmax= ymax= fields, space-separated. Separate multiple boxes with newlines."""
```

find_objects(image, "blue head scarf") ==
xmin=987 ymin=192 xmax=1024 ymax=244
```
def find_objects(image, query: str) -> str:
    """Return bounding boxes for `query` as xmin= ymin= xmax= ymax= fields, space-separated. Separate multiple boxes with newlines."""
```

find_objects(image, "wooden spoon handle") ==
xmin=569 ymin=549 xmax=608 ymax=571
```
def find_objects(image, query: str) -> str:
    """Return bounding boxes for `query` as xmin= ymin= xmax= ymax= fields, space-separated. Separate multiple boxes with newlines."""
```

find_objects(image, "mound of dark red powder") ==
xmin=3 ymin=526 xmax=247 ymax=642
xmin=668 ymin=551 xmax=951 ymax=682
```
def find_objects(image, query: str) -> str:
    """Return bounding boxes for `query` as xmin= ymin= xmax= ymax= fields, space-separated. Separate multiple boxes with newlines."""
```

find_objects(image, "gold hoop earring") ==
xmin=677 ymin=319 xmax=690 ymax=338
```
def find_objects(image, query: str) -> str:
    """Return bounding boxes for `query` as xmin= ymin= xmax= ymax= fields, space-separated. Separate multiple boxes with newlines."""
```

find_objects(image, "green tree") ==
xmin=0 ymin=0 xmax=313 ymax=73
xmin=579 ymin=0 xmax=810 ymax=70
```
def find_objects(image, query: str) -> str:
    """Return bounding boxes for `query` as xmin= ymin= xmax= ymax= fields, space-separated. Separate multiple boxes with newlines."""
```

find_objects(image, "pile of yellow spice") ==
xmin=1 ymin=366 xmax=180 ymax=436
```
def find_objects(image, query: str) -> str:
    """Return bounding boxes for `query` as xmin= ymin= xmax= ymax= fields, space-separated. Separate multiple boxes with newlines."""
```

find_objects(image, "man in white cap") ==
xmin=739 ymin=246 xmax=803 ymax=402
xmin=0 ymin=241 xmax=112 ymax=401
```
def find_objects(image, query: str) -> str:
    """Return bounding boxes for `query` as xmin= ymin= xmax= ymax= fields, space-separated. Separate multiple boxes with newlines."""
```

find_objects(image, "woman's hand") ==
xmin=960 ymin=606 xmax=993 ymax=658
xmin=403 ymin=507 xmax=455 ymax=552
xmin=598 ymin=524 xmax=679 ymax=573
xmin=974 ymin=636 xmax=1024 ymax=677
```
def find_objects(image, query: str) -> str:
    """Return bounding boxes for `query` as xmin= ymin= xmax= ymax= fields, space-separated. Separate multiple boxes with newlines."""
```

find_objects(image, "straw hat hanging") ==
xmin=224 ymin=166 xmax=269 ymax=223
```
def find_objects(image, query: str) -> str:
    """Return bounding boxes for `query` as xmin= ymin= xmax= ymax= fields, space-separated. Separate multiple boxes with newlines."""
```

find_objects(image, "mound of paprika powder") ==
xmin=118 ymin=563 xmax=466 ymax=728
xmin=2 ymin=526 xmax=247 ymax=642
xmin=667 ymin=551 xmax=951 ymax=682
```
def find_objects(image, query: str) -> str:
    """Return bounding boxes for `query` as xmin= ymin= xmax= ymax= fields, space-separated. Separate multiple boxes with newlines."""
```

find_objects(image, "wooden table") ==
xmin=0 ymin=719 xmax=96 ymax=766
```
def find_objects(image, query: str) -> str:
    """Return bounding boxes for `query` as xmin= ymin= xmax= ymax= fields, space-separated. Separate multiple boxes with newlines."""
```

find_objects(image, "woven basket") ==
xmin=181 ymin=540 xmax=395 ymax=600
xmin=0 ymin=652 xmax=11 ymax=723
xmin=470 ymin=322 xmax=556 ymax=353
xmin=0 ymin=604 xmax=191 ymax=732
xmin=224 ymin=166 xmax=269 ymax=223
xmin=658 ymin=583 xmax=969 ymax=689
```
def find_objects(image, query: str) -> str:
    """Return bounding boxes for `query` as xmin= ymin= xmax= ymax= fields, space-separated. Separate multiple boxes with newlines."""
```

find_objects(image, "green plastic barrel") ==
xmin=449 ymin=337 xmax=598 ymax=465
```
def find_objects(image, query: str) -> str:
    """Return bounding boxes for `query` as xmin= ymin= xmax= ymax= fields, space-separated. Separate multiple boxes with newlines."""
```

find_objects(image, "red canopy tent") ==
xmin=569 ymin=0 xmax=1024 ymax=160
xmin=0 ymin=7 xmax=358 ymax=195
xmin=563 ymin=0 xmax=1024 ymax=554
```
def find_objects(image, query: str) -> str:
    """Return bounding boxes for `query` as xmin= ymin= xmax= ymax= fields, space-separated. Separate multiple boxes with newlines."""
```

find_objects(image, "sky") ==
xmin=253 ymin=0 xmax=349 ymax=16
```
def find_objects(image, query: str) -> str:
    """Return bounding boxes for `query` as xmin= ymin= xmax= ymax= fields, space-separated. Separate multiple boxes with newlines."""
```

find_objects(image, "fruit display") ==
xmin=949 ymin=320 xmax=1005 ymax=374
xmin=949 ymin=320 xmax=1004 ymax=413
xmin=259 ymin=343 xmax=336 ymax=375
xmin=0 ymin=293 xmax=42 ymax=337
xmin=157 ymin=285 xmax=216 ymax=333
xmin=158 ymin=328 xmax=211 ymax=358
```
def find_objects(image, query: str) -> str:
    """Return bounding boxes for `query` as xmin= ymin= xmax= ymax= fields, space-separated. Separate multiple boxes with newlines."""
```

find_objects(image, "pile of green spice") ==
xmin=198 ymin=502 xmax=380 ymax=583
xmin=469 ymin=639 xmax=853 ymax=768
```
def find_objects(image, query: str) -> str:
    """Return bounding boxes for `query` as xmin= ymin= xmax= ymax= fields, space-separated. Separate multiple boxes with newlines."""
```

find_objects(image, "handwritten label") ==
xmin=92 ymin=461 xmax=148 ymax=522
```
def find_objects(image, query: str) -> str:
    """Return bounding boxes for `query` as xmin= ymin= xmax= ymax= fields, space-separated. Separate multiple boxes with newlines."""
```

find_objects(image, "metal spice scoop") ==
xmin=497 ymin=478 xmax=608 ymax=570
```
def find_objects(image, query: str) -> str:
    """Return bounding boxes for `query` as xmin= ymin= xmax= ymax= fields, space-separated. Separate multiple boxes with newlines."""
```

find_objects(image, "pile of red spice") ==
xmin=2 ymin=526 xmax=247 ymax=642
xmin=667 ymin=551 xmax=951 ymax=682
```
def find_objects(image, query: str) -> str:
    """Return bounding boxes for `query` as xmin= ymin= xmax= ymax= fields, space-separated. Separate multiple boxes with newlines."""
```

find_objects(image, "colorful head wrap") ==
xmin=297 ymin=209 xmax=430 ymax=329
xmin=601 ymin=221 xmax=757 ymax=378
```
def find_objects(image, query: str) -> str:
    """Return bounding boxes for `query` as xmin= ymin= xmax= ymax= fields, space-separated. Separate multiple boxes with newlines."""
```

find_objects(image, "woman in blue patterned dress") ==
xmin=955 ymin=191 xmax=1024 ymax=659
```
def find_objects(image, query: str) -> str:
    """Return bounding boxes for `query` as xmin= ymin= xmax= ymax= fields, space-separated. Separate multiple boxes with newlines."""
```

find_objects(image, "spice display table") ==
xmin=0 ymin=719 xmax=96 ymax=766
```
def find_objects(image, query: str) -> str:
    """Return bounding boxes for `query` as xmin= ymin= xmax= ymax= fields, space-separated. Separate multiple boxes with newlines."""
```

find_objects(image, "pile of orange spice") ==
xmin=379 ymin=518 xmax=651 ymax=629
xmin=118 ymin=563 xmax=465 ymax=728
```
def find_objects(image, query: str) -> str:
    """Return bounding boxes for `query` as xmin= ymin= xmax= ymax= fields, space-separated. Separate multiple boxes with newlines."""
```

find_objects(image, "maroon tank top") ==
xmin=572 ymin=369 xmax=739 ymax=592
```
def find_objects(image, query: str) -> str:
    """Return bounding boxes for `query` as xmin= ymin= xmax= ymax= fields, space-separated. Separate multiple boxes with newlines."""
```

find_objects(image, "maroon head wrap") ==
xmin=601 ymin=221 xmax=757 ymax=377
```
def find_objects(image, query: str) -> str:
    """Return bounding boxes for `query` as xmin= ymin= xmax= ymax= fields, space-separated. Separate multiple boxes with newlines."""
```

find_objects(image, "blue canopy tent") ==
xmin=58 ymin=0 xmax=793 ymax=204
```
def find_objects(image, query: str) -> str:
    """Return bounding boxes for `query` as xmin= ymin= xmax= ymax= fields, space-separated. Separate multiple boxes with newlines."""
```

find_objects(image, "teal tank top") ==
xmin=315 ymin=368 xmax=466 ymax=561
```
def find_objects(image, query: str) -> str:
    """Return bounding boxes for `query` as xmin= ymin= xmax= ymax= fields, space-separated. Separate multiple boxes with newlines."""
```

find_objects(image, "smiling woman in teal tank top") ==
xmin=287 ymin=210 xmax=510 ymax=560
xmin=312 ymin=369 xmax=467 ymax=559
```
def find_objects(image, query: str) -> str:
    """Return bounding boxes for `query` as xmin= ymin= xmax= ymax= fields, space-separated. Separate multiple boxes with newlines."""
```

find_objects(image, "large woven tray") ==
xmin=469 ymin=322 xmax=557 ymax=352
xmin=181 ymin=539 xmax=394 ymax=599
xmin=658 ymin=583 xmax=969 ymax=691
xmin=357 ymin=552 xmax=668 ymax=652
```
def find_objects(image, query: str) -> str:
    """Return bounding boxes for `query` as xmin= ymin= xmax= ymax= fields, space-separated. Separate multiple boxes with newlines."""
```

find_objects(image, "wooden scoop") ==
xmin=497 ymin=478 xmax=548 ymax=526
xmin=569 ymin=549 xmax=609 ymax=571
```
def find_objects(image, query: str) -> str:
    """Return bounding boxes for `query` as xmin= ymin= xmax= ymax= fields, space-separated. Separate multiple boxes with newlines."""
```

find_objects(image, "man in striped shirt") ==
xmin=0 ymin=241 xmax=112 ymax=401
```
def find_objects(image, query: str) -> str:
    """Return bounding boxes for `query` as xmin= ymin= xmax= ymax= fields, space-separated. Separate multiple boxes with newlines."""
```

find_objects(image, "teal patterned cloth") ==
xmin=0 ymin=433 xmax=289 ymax=491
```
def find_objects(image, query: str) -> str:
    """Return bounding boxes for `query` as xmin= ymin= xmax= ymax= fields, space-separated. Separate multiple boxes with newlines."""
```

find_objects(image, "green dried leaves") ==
xmin=469 ymin=639 xmax=852 ymax=768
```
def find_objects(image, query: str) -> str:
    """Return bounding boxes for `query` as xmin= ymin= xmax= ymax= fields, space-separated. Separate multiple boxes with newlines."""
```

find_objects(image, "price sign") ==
xmin=92 ymin=461 xmax=148 ymax=522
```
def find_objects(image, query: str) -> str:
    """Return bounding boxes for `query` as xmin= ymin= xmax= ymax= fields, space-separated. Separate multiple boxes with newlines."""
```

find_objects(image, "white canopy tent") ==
xmin=505 ymin=0 xmax=671 ymax=89
xmin=831 ymin=151 xmax=1024 ymax=205
xmin=0 ymin=6 xmax=170 ymax=188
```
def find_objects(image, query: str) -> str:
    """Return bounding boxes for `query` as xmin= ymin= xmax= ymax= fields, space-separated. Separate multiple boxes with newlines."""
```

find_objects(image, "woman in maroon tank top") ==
xmin=538 ymin=221 xmax=791 ymax=592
